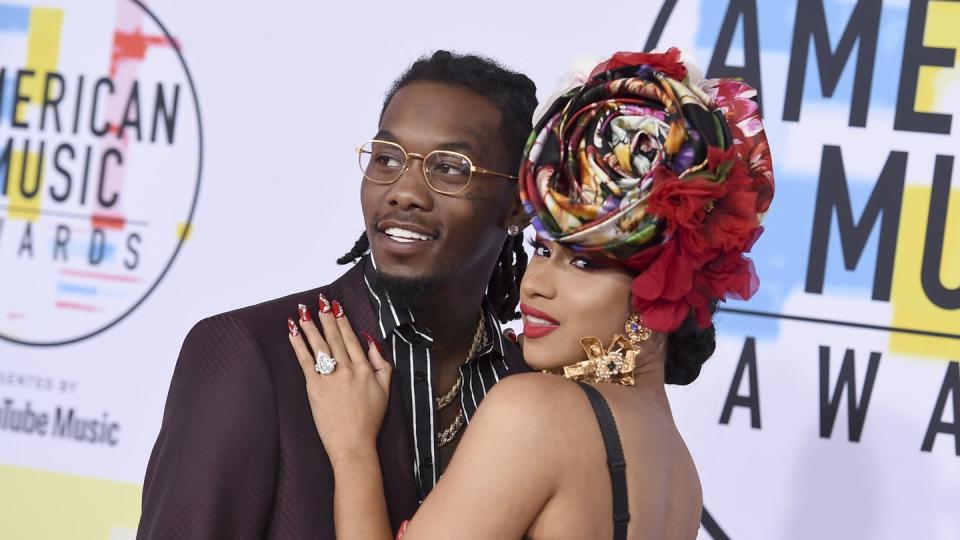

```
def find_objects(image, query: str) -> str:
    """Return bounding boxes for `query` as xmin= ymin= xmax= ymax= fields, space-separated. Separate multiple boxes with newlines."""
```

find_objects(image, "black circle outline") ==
xmin=0 ymin=0 xmax=203 ymax=347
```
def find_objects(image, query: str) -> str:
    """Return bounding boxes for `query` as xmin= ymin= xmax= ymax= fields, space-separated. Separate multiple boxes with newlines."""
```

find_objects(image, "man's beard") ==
xmin=371 ymin=271 xmax=444 ymax=308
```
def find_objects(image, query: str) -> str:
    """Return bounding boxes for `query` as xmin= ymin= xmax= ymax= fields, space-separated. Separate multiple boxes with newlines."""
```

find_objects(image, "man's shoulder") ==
xmin=192 ymin=262 xmax=367 ymax=341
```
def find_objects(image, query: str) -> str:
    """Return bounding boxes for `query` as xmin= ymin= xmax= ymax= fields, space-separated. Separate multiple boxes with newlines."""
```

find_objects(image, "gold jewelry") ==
xmin=435 ymin=315 xmax=485 ymax=409
xmin=435 ymin=315 xmax=487 ymax=444
xmin=550 ymin=315 xmax=651 ymax=386
xmin=435 ymin=375 xmax=462 ymax=410
xmin=437 ymin=408 xmax=465 ymax=447
xmin=625 ymin=313 xmax=651 ymax=345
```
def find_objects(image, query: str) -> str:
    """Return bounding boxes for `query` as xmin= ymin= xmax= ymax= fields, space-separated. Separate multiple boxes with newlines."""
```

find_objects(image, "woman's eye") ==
xmin=571 ymin=258 xmax=593 ymax=270
xmin=528 ymin=239 xmax=550 ymax=258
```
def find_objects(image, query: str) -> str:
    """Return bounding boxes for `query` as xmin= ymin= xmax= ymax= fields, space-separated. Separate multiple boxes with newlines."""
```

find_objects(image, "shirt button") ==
xmin=421 ymin=457 xmax=433 ymax=468
xmin=414 ymin=370 xmax=427 ymax=382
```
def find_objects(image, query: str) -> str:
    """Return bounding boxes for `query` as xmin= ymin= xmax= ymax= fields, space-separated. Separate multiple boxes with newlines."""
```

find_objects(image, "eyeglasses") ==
xmin=356 ymin=139 xmax=518 ymax=195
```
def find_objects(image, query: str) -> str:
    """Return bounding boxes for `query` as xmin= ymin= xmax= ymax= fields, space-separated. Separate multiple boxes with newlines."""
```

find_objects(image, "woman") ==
xmin=287 ymin=49 xmax=774 ymax=539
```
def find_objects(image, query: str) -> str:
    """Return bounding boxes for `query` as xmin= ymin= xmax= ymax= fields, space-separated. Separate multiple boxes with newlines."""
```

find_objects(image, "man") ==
xmin=137 ymin=50 xmax=537 ymax=539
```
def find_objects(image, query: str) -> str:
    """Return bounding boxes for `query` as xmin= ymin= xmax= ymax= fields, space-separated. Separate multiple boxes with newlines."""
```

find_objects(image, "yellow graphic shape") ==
xmin=890 ymin=185 xmax=960 ymax=360
xmin=0 ymin=465 xmax=141 ymax=539
xmin=15 ymin=7 xmax=63 ymax=124
xmin=6 ymin=8 xmax=63 ymax=222
xmin=6 ymin=150 xmax=44 ymax=221
xmin=177 ymin=221 xmax=191 ymax=242
xmin=914 ymin=1 xmax=959 ymax=113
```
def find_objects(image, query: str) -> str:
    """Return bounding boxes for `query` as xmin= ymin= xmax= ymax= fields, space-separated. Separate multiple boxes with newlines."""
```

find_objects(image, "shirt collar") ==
xmin=362 ymin=254 xmax=420 ymax=342
xmin=362 ymin=253 xmax=507 ymax=361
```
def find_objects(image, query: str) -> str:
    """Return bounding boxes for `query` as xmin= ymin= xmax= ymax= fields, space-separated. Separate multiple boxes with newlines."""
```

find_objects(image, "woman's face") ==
xmin=519 ymin=237 xmax=635 ymax=371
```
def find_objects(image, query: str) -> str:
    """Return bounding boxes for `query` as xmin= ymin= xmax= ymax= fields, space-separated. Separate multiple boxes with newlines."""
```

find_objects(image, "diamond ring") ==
xmin=314 ymin=351 xmax=337 ymax=375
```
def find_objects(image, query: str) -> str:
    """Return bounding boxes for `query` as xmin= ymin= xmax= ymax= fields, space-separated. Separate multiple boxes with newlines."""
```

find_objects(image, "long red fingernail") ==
xmin=332 ymin=300 xmax=345 ymax=319
xmin=504 ymin=328 xmax=518 ymax=342
xmin=297 ymin=304 xmax=312 ymax=322
xmin=360 ymin=330 xmax=383 ymax=354
xmin=287 ymin=317 xmax=299 ymax=336
xmin=318 ymin=293 xmax=331 ymax=314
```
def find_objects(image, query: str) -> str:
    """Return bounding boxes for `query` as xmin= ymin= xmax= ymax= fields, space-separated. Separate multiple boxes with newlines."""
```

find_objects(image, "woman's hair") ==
xmin=339 ymin=50 xmax=538 ymax=323
xmin=664 ymin=304 xmax=718 ymax=385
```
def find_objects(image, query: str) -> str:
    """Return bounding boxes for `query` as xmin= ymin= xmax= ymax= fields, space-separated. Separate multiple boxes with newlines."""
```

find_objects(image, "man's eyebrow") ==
xmin=436 ymin=141 xmax=476 ymax=154
xmin=373 ymin=131 xmax=481 ymax=156
xmin=373 ymin=129 xmax=398 ymax=142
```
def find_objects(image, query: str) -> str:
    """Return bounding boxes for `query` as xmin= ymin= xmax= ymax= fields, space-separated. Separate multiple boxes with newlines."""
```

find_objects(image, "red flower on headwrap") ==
xmin=588 ymin=47 xmax=688 ymax=81
xmin=645 ymin=168 xmax=721 ymax=240
xmin=629 ymin=236 xmax=761 ymax=332
xmin=682 ymin=147 xmax=762 ymax=259
xmin=628 ymin=145 xmax=764 ymax=331
xmin=629 ymin=241 xmax=697 ymax=333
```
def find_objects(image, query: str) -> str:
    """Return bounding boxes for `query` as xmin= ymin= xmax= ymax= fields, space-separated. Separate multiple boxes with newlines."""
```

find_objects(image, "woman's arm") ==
xmin=328 ymin=446 xmax=392 ymax=540
xmin=402 ymin=374 xmax=567 ymax=539
xmin=287 ymin=299 xmax=394 ymax=540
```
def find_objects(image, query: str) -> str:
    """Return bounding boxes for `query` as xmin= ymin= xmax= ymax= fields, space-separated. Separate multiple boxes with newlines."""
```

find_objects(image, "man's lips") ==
xmin=520 ymin=303 xmax=560 ymax=339
xmin=375 ymin=219 xmax=438 ymax=244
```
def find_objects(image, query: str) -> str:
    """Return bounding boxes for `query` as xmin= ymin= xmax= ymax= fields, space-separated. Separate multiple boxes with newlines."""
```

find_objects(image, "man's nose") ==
xmin=386 ymin=158 xmax=433 ymax=211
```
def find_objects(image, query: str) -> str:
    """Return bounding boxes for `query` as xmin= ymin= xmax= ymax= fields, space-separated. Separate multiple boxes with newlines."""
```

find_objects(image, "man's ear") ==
xmin=499 ymin=190 xmax=530 ymax=232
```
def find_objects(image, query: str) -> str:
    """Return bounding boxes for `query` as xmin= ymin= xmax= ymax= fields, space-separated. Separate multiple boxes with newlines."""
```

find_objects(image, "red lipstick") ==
xmin=520 ymin=303 xmax=560 ymax=339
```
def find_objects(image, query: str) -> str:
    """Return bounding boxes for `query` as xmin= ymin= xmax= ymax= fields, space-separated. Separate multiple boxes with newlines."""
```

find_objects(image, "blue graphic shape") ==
xmin=0 ymin=5 xmax=30 ymax=32
xmin=57 ymin=282 xmax=99 ymax=296
xmin=0 ymin=5 xmax=30 ymax=124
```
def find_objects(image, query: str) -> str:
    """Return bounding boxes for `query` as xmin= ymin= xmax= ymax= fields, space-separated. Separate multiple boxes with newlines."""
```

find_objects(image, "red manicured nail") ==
xmin=297 ymin=304 xmax=312 ymax=322
xmin=504 ymin=328 xmax=518 ymax=342
xmin=360 ymin=331 xmax=383 ymax=354
xmin=318 ymin=293 xmax=331 ymax=314
xmin=331 ymin=300 xmax=345 ymax=319
xmin=398 ymin=521 xmax=409 ymax=539
xmin=287 ymin=317 xmax=299 ymax=336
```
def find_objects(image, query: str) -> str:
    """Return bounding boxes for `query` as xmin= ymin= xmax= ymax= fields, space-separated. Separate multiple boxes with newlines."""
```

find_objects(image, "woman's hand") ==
xmin=287 ymin=294 xmax=392 ymax=463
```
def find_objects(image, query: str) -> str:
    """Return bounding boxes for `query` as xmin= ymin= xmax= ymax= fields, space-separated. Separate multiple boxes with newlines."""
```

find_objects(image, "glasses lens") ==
xmin=359 ymin=141 xmax=406 ymax=183
xmin=425 ymin=151 xmax=472 ymax=194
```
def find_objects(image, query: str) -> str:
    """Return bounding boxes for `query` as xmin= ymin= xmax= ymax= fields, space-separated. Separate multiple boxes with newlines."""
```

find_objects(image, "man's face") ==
xmin=361 ymin=81 xmax=519 ymax=293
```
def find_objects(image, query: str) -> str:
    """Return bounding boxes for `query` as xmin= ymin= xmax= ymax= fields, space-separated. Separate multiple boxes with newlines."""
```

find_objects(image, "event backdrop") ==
xmin=1 ymin=0 xmax=958 ymax=538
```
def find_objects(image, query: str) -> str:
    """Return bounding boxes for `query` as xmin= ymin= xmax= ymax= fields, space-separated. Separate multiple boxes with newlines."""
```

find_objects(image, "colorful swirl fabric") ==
xmin=519 ymin=48 xmax=774 ymax=333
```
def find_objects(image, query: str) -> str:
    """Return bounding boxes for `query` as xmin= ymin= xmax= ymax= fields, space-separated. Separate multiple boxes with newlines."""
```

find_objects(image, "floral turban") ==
xmin=519 ymin=48 xmax=774 ymax=333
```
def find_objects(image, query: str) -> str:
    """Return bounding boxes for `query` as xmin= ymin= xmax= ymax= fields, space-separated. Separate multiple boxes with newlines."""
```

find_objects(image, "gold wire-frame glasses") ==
xmin=356 ymin=139 xmax=518 ymax=195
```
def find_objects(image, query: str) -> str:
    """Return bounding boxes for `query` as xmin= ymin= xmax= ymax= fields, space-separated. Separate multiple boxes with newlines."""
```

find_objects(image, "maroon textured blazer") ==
xmin=137 ymin=261 xmax=528 ymax=539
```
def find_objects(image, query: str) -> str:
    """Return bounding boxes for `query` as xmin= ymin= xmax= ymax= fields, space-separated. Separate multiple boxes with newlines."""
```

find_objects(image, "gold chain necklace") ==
xmin=435 ymin=376 xmax=462 ymax=410
xmin=435 ymin=315 xmax=486 ymax=409
xmin=437 ymin=315 xmax=486 ymax=447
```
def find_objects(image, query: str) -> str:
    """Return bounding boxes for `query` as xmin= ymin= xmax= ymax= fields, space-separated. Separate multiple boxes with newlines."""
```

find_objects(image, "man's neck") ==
xmin=412 ymin=283 xmax=487 ymax=363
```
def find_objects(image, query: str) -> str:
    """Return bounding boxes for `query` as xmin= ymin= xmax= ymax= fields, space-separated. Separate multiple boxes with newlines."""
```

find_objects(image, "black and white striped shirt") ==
xmin=363 ymin=255 xmax=511 ymax=497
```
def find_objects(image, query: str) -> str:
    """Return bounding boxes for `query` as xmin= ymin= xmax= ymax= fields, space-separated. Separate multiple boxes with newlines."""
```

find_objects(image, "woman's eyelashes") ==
xmin=570 ymin=257 xmax=594 ymax=270
xmin=528 ymin=238 xmax=551 ymax=258
xmin=528 ymin=238 xmax=595 ymax=270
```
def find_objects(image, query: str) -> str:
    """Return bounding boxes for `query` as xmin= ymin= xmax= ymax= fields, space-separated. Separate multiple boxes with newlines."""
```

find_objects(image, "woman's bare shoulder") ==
xmin=482 ymin=373 xmax=593 ymax=414
xmin=467 ymin=373 xmax=600 ymax=449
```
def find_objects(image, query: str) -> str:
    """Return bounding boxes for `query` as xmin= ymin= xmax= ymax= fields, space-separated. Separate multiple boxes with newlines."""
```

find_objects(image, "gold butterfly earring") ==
xmin=559 ymin=314 xmax=651 ymax=386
